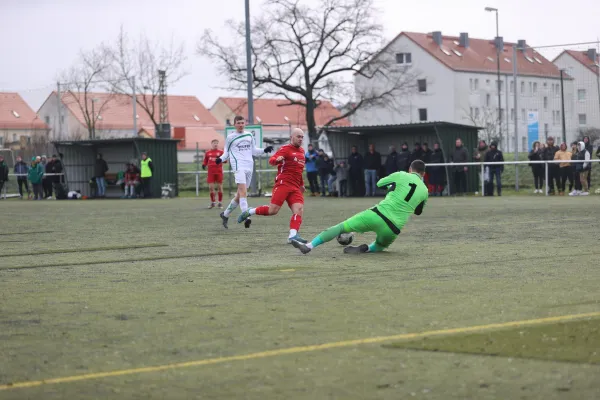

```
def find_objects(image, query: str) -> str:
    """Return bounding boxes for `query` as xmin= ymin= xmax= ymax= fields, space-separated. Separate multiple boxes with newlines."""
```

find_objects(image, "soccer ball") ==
xmin=337 ymin=232 xmax=355 ymax=246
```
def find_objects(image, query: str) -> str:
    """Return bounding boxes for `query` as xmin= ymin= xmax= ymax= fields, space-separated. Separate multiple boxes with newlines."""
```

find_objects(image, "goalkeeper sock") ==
xmin=223 ymin=200 xmax=238 ymax=217
xmin=252 ymin=205 xmax=270 ymax=215
xmin=239 ymin=197 xmax=248 ymax=212
xmin=368 ymin=242 xmax=386 ymax=253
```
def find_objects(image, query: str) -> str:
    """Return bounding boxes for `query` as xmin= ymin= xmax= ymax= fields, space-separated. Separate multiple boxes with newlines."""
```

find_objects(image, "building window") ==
xmin=418 ymin=108 xmax=427 ymax=121
xmin=578 ymin=89 xmax=586 ymax=101
xmin=579 ymin=114 xmax=587 ymax=125
xmin=543 ymin=96 xmax=548 ymax=109
xmin=522 ymin=137 xmax=527 ymax=152
xmin=486 ymin=79 xmax=490 ymax=86
xmin=499 ymin=108 xmax=504 ymax=119
xmin=44 ymin=116 xmax=50 ymax=125
xmin=475 ymin=107 xmax=480 ymax=118
xmin=0 ymin=137 xmax=3 ymax=146
xmin=510 ymin=80 xmax=514 ymax=93
xmin=417 ymin=79 xmax=427 ymax=92
xmin=12 ymin=134 xmax=17 ymax=142
xmin=470 ymin=107 xmax=474 ymax=118
xmin=544 ymin=123 xmax=549 ymax=137
xmin=496 ymin=80 xmax=503 ymax=91
xmin=521 ymin=81 xmax=525 ymax=94
xmin=557 ymin=110 xmax=561 ymax=123
xmin=474 ymin=79 xmax=479 ymax=90
xmin=555 ymin=84 xmax=560 ymax=96
xmin=522 ymin=108 xmax=526 ymax=122
xmin=533 ymin=82 xmax=538 ymax=93
xmin=486 ymin=94 xmax=491 ymax=107
xmin=395 ymin=53 xmax=412 ymax=65
xmin=510 ymin=108 xmax=514 ymax=121
xmin=543 ymin=82 xmax=547 ymax=89
xmin=529 ymin=82 xmax=533 ymax=94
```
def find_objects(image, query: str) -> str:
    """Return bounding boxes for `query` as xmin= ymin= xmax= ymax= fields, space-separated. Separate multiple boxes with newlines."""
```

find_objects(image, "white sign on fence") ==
xmin=224 ymin=125 xmax=264 ymax=148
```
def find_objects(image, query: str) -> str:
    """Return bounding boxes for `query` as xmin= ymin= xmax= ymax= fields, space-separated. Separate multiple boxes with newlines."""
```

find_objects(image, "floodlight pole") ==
xmin=245 ymin=0 xmax=258 ymax=194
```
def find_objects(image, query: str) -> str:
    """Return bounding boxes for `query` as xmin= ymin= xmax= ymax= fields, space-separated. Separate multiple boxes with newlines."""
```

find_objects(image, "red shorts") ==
xmin=271 ymin=184 xmax=304 ymax=207
xmin=207 ymin=171 xmax=223 ymax=184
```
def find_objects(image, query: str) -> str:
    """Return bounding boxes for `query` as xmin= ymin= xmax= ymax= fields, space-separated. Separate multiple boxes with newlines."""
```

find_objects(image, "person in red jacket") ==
xmin=237 ymin=128 xmax=307 ymax=243
xmin=202 ymin=139 xmax=226 ymax=208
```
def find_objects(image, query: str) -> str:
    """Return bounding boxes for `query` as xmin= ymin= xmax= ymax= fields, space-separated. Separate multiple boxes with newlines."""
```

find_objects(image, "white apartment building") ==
xmin=353 ymin=31 xmax=577 ymax=152
xmin=553 ymin=49 xmax=600 ymax=133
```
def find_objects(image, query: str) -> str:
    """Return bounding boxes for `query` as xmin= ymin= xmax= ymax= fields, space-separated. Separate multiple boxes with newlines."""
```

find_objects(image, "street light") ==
xmin=91 ymin=98 xmax=99 ymax=139
xmin=485 ymin=6 xmax=502 ymax=148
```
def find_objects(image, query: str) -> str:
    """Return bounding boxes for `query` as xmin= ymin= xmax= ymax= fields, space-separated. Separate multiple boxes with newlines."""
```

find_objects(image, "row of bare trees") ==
xmin=61 ymin=28 xmax=186 ymax=139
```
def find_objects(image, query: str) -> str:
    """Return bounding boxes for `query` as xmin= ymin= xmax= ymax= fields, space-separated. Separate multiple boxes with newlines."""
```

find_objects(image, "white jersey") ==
xmin=220 ymin=130 xmax=265 ymax=171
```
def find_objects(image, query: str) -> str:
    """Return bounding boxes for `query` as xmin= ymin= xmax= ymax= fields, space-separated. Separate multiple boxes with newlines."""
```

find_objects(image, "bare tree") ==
xmin=61 ymin=45 xmax=116 ymax=139
xmin=198 ymin=0 xmax=420 ymax=141
xmin=463 ymin=107 xmax=501 ymax=144
xmin=577 ymin=127 xmax=600 ymax=145
xmin=110 ymin=27 xmax=187 ymax=128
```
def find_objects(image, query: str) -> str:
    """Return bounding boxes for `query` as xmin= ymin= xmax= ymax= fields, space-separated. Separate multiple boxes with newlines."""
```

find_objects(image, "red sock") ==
xmin=290 ymin=214 xmax=302 ymax=231
xmin=255 ymin=205 xmax=270 ymax=215
xmin=210 ymin=192 xmax=216 ymax=202
xmin=218 ymin=191 xmax=223 ymax=202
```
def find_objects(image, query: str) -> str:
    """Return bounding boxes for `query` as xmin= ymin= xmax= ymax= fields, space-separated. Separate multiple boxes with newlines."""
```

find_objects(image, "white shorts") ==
xmin=234 ymin=169 xmax=253 ymax=186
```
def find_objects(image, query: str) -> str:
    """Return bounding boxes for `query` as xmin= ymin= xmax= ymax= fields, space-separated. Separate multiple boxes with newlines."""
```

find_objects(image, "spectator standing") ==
xmin=484 ymin=141 xmax=504 ymax=196
xmin=428 ymin=142 xmax=446 ymax=196
xmin=421 ymin=143 xmax=432 ymax=189
xmin=554 ymin=143 xmax=572 ymax=196
xmin=528 ymin=141 xmax=544 ymax=194
xmin=397 ymin=142 xmax=411 ymax=172
xmin=384 ymin=145 xmax=400 ymax=176
xmin=28 ymin=157 xmax=44 ymax=200
xmin=474 ymin=140 xmax=489 ymax=195
xmin=570 ymin=142 xmax=579 ymax=194
xmin=94 ymin=153 xmax=109 ymax=198
xmin=334 ymin=161 xmax=349 ymax=197
xmin=316 ymin=151 xmax=333 ymax=197
xmin=140 ymin=152 xmax=154 ymax=198
xmin=0 ymin=155 xmax=8 ymax=199
xmin=348 ymin=146 xmax=364 ymax=197
xmin=451 ymin=138 xmax=469 ymax=195
xmin=13 ymin=156 xmax=30 ymax=199
xmin=50 ymin=154 xmax=63 ymax=194
xmin=571 ymin=141 xmax=591 ymax=196
xmin=304 ymin=143 xmax=320 ymax=196
xmin=542 ymin=137 xmax=560 ymax=195
xmin=583 ymin=135 xmax=593 ymax=189
xmin=410 ymin=142 xmax=424 ymax=163
xmin=363 ymin=144 xmax=381 ymax=196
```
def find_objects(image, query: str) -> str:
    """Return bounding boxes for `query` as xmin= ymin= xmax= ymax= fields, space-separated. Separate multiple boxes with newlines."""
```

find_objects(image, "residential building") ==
xmin=353 ymin=31 xmax=577 ymax=151
xmin=37 ymin=92 xmax=220 ymax=141
xmin=0 ymin=92 xmax=49 ymax=150
xmin=209 ymin=97 xmax=350 ymax=146
xmin=553 ymin=49 xmax=600 ymax=134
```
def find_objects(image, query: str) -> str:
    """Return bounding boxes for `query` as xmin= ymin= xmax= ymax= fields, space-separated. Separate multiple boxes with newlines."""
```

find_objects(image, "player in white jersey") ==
xmin=216 ymin=115 xmax=273 ymax=229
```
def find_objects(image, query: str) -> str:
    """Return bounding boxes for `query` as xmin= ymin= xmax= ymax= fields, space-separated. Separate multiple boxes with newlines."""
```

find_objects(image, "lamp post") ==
xmin=91 ymin=98 xmax=99 ymax=139
xmin=485 ymin=6 xmax=502 ymax=149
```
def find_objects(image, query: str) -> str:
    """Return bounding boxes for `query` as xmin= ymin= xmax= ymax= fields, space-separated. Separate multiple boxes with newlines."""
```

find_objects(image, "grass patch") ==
xmin=384 ymin=318 xmax=600 ymax=364
xmin=0 ymin=243 xmax=169 ymax=258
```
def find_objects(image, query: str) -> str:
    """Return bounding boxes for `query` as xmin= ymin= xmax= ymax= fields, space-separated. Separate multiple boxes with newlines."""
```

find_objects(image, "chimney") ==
xmin=517 ymin=39 xmax=527 ymax=50
xmin=495 ymin=36 xmax=504 ymax=52
xmin=459 ymin=32 xmax=469 ymax=48
xmin=432 ymin=31 xmax=442 ymax=46
xmin=587 ymin=48 xmax=598 ymax=62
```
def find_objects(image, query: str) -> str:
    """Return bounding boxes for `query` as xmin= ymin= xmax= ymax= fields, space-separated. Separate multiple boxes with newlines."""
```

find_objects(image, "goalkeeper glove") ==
xmin=202 ymin=165 xmax=206 ymax=170
xmin=215 ymin=157 xmax=222 ymax=165
xmin=264 ymin=146 xmax=274 ymax=153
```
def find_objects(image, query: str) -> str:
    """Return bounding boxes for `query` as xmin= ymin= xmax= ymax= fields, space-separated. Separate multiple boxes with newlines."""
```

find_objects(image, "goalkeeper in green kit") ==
xmin=291 ymin=160 xmax=429 ymax=254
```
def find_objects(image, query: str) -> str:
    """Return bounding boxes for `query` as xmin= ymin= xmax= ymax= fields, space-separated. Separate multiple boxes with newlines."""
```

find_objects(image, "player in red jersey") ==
xmin=202 ymin=139 xmax=225 ymax=208
xmin=237 ymin=128 xmax=308 ymax=243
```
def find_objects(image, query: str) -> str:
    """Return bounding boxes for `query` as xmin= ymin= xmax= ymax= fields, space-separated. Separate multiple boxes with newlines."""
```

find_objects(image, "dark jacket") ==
xmin=542 ymin=145 xmax=559 ymax=164
xmin=410 ymin=147 xmax=424 ymax=163
xmin=51 ymin=159 xmax=63 ymax=182
xmin=318 ymin=158 xmax=334 ymax=177
xmin=384 ymin=151 xmax=400 ymax=175
xmin=0 ymin=161 xmax=8 ymax=182
xmin=364 ymin=151 xmax=381 ymax=170
xmin=528 ymin=148 xmax=544 ymax=171
xmin=428 ymin=148 xmax=446 ymax=185
xmin=485 ymin=148 xmax=505 ymax=172
xmin=450 ymin=146 xmax=469 ymax=171
xmin=348 ymin=152 xmax=364 ymax=175
xmin=14 ymin=161 xmax=29 ymax=177
xmin=95 ymin=158 xmax=109 ymax=178
xmin=575 ymin=148 xmax=591 ymax=172
xmin=397 ymin=149 xmax=411 ymax=172
xmin=421 ymin=149 xmax=432 ymax=164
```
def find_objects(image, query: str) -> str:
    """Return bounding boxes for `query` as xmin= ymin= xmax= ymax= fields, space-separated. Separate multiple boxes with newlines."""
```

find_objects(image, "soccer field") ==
xmin=1 ymin=196 xmax=599 ymax=399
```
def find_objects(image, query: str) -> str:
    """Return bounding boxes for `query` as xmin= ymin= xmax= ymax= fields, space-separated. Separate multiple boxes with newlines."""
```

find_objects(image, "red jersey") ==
xmin=203 ymin=149 xmax=225 ymax=172
xmin=270 ymin=144 xmax=305 ymax=188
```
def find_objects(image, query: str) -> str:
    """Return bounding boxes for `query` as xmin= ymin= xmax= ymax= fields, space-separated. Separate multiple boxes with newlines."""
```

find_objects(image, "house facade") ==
xmin=0 ymin=92 xmax=49 ymax=150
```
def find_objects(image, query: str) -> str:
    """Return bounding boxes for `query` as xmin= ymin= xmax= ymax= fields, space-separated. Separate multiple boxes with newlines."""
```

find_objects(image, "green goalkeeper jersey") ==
xmin=374 ymin=171 xmax=429 ymax=229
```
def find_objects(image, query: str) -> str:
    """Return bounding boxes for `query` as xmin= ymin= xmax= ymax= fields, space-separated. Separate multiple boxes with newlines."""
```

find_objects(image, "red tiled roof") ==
xmin=58 ymin=92 xmax=219 ymax=131
xmin=0 ymin=92 xmax=49 ymax=130
xmin=214 ymin=97 xmax=350 ymax=127
xmin=557 ymin=50 xmax=600 ymax=76
xmin=364 ymin=32 xmax=565 ymax=78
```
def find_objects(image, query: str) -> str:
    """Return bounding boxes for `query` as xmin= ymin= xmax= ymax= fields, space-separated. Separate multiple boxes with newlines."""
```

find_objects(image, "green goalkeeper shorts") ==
xmin=342 ymin=209 xmax=400 ymax=249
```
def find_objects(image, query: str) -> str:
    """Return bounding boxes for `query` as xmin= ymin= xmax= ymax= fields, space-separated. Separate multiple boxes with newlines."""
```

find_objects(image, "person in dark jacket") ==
xmin=43 ymin=156 xmax=54 ymax=198
xmin=397 ymin=142 xmax=411 ymax=172
xmin=95 ymin=153 xmax=109 ymax=198
xmin=384 ymin=146 xmax=400 ymax=176
xmin=583 ymin=135 xmax=593 ymax=189
xmin=410 ymin=142 xmax=424 ymax=163
xmin=348 ymin=146 xmax=364 ymax=197
xmin=0 ymin=155 xmax=8 ymax=199
xmin=316 ymin=151 xmax=334 ymax=196
xmin=304 ymin=144 xmax=320 ymax=196
xmin=428 ymin=142 xmax=446 ymax=196
xmin=421 ymin=143 xmax=433 ymax=190
xmin=13 ymin=156 xmax=30 ymax=199
xmin=363 ymin=144 xmax=381 ymax=196
xmin=528 ymin=141 xmax=544 ymax=194
xmin=542 ymin=137 xmax=560 ymax=194
xmin=450 ymin=138 xmax=469 ymax=195
xmin=484 ymin=141 xmax=504 ymax=196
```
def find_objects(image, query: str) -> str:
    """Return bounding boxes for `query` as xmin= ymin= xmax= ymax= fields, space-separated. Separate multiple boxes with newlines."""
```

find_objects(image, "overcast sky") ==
xmin=1 ymin=0 xmax=598 ymax=111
